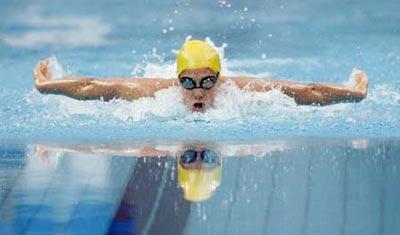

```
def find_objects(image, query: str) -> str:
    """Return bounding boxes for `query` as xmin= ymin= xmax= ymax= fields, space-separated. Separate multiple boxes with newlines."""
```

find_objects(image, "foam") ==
xmin=24 ymin=38 xmax=400 ymax=137
xmin=368 ymin=84 xmax=400 ymax=105
xmin=207 ymin=80 xmax=297 ymax=119
xmin=48 ymin=57 xmax=70 ymax=79
xmin=26 ymin=86 xmax=187 ymax=122
xmin=35 ymin=40 xmax=374 ymax=124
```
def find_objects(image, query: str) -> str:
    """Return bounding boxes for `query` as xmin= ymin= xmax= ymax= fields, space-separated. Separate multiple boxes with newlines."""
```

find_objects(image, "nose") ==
xmin=193 ymin=89 xmax=205 ymax=100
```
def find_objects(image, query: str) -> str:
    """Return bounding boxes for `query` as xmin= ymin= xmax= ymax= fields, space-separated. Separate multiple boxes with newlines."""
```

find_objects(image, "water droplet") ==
xmin=261 ymin=53 xmax=266 ymax=59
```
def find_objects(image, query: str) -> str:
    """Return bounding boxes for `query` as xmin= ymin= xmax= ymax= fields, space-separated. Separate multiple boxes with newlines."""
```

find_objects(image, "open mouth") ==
xmin=192 ymin=102 xmax=205 ymax=112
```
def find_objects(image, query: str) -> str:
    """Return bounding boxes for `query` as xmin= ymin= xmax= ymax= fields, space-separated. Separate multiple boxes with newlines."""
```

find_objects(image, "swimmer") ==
xmin=32 ymin=141 xmax=290 ymax=202
xmin=33 ymin=40 xmax=368 ymax=112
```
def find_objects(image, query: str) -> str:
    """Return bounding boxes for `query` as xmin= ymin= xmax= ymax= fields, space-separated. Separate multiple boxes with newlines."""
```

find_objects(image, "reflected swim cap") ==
xmin=176 ymin=40 xmax=221 ymax=76
xmin=178 ymin=163 xmax=222 ymax=202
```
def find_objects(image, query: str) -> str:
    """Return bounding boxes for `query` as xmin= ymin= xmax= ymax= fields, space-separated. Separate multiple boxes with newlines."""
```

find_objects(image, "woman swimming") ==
xmin=33 ymin=40 xmax=368 ymax=113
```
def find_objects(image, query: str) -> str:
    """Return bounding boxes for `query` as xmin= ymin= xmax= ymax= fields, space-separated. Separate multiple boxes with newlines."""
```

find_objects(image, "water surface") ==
xmin=0 ymin=138 xmax=399 ymax=234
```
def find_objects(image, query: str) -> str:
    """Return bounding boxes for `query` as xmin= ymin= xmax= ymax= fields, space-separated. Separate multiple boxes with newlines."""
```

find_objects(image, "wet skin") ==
xmin=178 ymin=68 xmax=221 ymax=113
xmin=33 ymin=59 xmax=369 ymax=112
xmin=178 ymin=146 xmax=221 ymax=170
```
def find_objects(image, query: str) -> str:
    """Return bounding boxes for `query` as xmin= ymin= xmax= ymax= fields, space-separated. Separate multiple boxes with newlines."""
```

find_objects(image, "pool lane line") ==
xmin=0 ymin=146 xmax=28 ymax=210
xmin=104 ymin=157 xmax=139 ymax=233
xmin=222 ymin=157 xmax=243 ymax=234
xmin=141 ymin=158 xmax=171 ymax=235
xmin=262 ymin=155 xmax=279 ymax=235
xmin=0 ymin=161 xmax=26 ymax=210
xmin=340 ymin=149 xmax=349 ymax=235
xmin=62 ymin=155 xmax=126 ymax=234
xmin=379 ymin=144 xmax=389 ymax=235
xmin=21 ymin=155 xmax=61 ymax=234
xmin=300 ymin=149 xmax=315 ymax=235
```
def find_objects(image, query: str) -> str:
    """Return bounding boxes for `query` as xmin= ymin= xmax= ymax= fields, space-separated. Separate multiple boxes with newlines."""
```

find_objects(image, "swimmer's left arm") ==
xmin=226 ymin=69 xmax=368 ymax=105
xmin=33 ymin=144 xmax=173 ymax=161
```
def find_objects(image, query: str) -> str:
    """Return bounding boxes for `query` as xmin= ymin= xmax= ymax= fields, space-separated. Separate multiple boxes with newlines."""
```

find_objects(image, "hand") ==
xmin=33 ymin=59 xmax=52 ymax=87
xmin=352 ymin=69 xmax=368 ymax=98
xmin=34 ymin=144 xmax=52 ymax=165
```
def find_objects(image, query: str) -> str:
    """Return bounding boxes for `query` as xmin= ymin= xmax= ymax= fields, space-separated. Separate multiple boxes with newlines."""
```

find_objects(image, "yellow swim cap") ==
xmin=178 ymin=163 xmax=222 ymax=202
xmin=176 ymin=40 xmax=221 ymax=76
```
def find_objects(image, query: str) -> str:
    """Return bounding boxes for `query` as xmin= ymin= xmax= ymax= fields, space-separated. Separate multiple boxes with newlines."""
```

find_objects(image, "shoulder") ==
xmin=120 ymin=78 xmax=177 ymax=87
xmin=220 ymin=76 xmax=261 ymax=88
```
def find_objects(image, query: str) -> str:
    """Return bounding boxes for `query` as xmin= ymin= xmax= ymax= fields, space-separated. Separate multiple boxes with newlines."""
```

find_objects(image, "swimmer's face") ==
xmin=178 ymin=146 xmax=220 ymax=170
xmin=178 ymin=68 xmax=220 ymax=113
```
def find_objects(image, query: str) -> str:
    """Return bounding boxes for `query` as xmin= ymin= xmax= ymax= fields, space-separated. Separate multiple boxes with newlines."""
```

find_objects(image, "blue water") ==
xmin=0 ymin=0 xmax=399 ymax=142
xmin=1 ymin=0 xmax=400 ymax=234
xmin=0 ymin=139 xmax=399 ymax=234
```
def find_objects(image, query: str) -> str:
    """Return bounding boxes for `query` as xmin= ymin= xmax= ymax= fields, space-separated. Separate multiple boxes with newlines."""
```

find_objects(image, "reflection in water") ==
xmin=1 ymin=139 xmax=400 ymax=234
xmin=27 ymin=141 xmax=288 ymax=234
xmin=178 ymin=147 xmax=222 ymax=202
xmin=32 ymin=140 xmax=290 ymax=205
xmin=31 ymin=142 xmax=226 ymax=234
xmin=109 ymin=157 xmax=190 ymax=235
xmin=108 ymin=144 xmax=224 ymax=233
xmin=0 ymin=146 xmax=27 ymax=235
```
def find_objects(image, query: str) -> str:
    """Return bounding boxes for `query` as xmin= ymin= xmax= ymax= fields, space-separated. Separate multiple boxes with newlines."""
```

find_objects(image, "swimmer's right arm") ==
xmin=33 ymin=60 xmax=176 ymax=101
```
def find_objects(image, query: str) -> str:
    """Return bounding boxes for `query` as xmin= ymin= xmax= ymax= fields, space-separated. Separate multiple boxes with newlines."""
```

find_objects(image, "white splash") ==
xmin=343 ymin=68 xmax=363 ymax=87
xmin=27 ymin=86 xmax=187 ymax=122
xmin=131 ymin=48 xmax=176 ymax=78
xmin=368 ymin=84 xmax=400 ymax=105
xmin=27 ymin=38 xmax=387 ymax=124
xmin=208 ymin=80 xmax=297 ymax=119
xmin=48 ymin=56 xmax=70 ymax=79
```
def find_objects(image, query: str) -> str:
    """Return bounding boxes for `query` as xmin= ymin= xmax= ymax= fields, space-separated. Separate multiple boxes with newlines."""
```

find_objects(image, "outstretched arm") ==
xmin=227 ymin=69 xmax=368 ymax=105
xmin=33 ymin=59 xmax=176 ymax=101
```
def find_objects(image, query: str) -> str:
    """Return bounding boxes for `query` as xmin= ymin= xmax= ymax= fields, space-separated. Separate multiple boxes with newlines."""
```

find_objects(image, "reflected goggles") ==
xmin=180 ymin=149 xmax=220 ymax=165
xmin=179 ymin=73 xmax=219 ymax=90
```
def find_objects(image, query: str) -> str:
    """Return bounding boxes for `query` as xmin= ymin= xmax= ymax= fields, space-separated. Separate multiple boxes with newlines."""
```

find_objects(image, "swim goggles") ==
xmin=179 ymin=73 xmax=219 ymax=90
xmin=180 ymin=149 xmax=220 ymax=165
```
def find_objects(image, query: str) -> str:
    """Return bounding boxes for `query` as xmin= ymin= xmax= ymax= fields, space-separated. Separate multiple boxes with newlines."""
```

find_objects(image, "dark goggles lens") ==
xmin=180 ymin=149 xmax=220 ymax=165
xmin=179 ymin=75 xmax=217 ymax=90
xmin=180 ymin=150 xmax=197 ymax=163
xmin=200 ymin=76 xmax=217 ymax=89
xmin=180 ymin=78 xmax=197 ymax=90
xmin=201 ymin=150 xmax=219 ymax=164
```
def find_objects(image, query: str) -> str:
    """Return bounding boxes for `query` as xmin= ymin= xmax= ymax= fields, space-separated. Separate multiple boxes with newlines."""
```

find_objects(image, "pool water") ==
xmin=0 ymin=0 xmax=399 ymax=141
xmin=1 ymin=139 xmax=399 ymax=234
xmin=1 ymin=0 xmax=400 ymax=234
